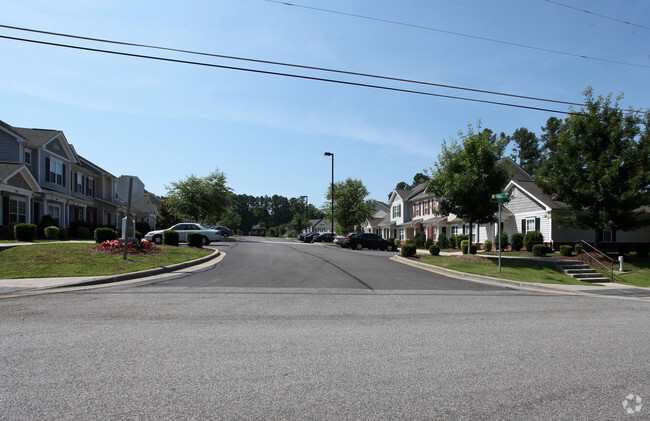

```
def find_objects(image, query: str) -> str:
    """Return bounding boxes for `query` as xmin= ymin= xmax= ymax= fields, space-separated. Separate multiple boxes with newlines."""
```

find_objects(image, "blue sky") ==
xmin=1 ymin=0 xmax=648 ymax=208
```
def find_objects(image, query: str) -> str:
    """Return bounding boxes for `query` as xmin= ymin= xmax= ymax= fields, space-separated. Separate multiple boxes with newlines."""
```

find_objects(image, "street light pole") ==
xmin=300 ymin=195 xmax=308 ymax=232
xmin=324 ymin=152 xmax=334 ymax=234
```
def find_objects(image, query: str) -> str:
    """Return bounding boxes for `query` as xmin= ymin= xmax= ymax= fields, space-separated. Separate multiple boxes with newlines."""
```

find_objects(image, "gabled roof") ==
xmin=10 ymin=127 xmax=63 ymax=147
xmin=0 ymin=162 xmax=42 ymax=192
xmin=505 ymin=179 xmax=566 ymax=211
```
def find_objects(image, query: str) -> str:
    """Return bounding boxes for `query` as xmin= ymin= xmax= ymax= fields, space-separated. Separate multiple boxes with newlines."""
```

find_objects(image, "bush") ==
xmin=575 ymin=243 xmax=582 ymax=254
xmin=135 ymin=222 xmax=151 ymax=237
xmin=425 ymin=237 xmax=433 ymax=250
xmin=77 ymin=226 xmax=90 ymax=239
xmin=135 ymin=231 xmax=143 ymax=240
xmin=186 ymin=232 xmax=204 ymax=248
xmin=44 ymin=226 xmax=60 ymax=240
xmin=560 ymin=245 xmax=573 ymax=256
xmin=38 ymin=215 xmax=59 ymax=238
xmin=483 ymin=239 xmax=492 ymax=252
xmin=437 ymin=233 xmax=449 ymax=249
xmin=414 ymin=232 xmax=426 ymax=248
xmin=7 ymin=222 xmax=18 ymax=240
xmin=14 ymin=223 xmax=37 ymax=242
xmin=0 ymin=225 xmax=10 ymax=240
xmin=429 ymin=244 xmax=440 ymax=256
xmin=59 ymin=228 xmax=68 ymax=240
xmin=618 ymin=244 xmax=630 ymax=255
xmin=449 ymin=236 xmax=457 ymax=248
xmin=404 ymin=238 xmax=414 ymax=245
xmin=524 ymin=231 xmax=544 ymax=251
xmin=388 ymin=237 xmax=396 ymax=245
xmin=69 ymin=220 xmax=90 ymax=238
xmin=636 ymin=243 xmax=649 ymax=258
xmin=163 ymin=230 xmax=179 ymax=246
xmin=496 ymin=231 xmax=509 ymax=251
xmin=401 ymin=243 xmax=417 ymax=257
xmin=510 ymin=233 xmax=524 ymax=251
xmin=532 ymin=244 xmax=547 ymax=256
xmin=94 ymin=227 xmax=117 ymax=243
xmin=461 ymin=240 xmax=477 ymax=255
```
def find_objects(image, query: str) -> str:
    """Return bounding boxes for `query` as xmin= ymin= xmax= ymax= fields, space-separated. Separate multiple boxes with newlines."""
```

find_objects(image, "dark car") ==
xmin=313 ymin=232 xmax=335 ymax=243
xmin=303 ymin=232 xmax=320 ymax=243
xmin=343 ymin=233 xmax=396 ymax=251
xmin=211 ymin=225 xmax=235 ymax=237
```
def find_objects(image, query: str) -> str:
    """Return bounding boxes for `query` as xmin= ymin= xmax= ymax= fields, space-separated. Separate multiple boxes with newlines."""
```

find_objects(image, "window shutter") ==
xmin=462 ymin=225 xmax=466 ymax=235
xmin=62 ymin=164 xmax=66 ymax=186
xmin=521 ymin=219 xmax=526 ymax=235
xmin=45 ymin=158 xmax=50 ymax=182
xmin=535 ymin=217 xmax=541 ymax=231
xmin=612 ymin=229 xmax=617 ymax=242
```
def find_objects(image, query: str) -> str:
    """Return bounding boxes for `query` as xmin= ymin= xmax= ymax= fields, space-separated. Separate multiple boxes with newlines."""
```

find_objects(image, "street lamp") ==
xmin=300 ymin=195 xmax=308 ymax=232
xmin=324 ymin=152 xmax=334 ymax=234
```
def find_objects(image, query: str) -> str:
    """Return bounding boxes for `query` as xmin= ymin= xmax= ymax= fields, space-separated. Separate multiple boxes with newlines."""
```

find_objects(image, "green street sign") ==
xmin=490 ymin=197 xmax=510 ymax=203
xmin=492 ymin=193 xmax=508 ymax=199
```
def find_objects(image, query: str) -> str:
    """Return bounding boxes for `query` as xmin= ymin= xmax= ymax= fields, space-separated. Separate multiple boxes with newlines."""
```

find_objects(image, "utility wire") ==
xmin=0 ymin=23 xmax=583 ymax=107
xmin=0 ymin=34 xmax=572 ymax=114
xmin=265 ymin=0 xmax=650 ymax=70
xmin=543 ymin=0 xmax=650 ymax=31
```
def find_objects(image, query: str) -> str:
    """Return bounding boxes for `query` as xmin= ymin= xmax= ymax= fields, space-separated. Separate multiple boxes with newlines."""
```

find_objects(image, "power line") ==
xmin=265 ymin=0 xmax=650 ymax=70
xmin=543 ymin=0 xmax=650 ymax=31
xmin=0 ymin=34 xmax=572 ymax=114
xmin=0 ymin=23 xmax=583 ymax=107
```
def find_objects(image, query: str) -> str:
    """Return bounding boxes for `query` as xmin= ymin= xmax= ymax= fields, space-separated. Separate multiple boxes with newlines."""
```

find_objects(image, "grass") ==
xmin=417 ymin=255 xmax=596 ymax=285
xmin=0 ymin=243 xmax=211 ymax=278
xmin=607 ymin=256 xmax=650 ymax=287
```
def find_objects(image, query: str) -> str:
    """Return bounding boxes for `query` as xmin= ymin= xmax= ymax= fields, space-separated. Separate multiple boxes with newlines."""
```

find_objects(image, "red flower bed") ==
xmin=93 ymin=239 xmax=163 ymax=255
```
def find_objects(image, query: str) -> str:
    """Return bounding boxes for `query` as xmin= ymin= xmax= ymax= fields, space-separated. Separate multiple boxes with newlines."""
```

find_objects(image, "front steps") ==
xmin=555 ymin=260 xmax=611 ymax=283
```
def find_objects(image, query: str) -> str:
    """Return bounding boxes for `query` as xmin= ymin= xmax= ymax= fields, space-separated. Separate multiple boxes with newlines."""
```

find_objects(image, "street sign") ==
xmin=490 ymin=197 xmax=510 ymax=203
xmin=492 ymin=193 xmax=508 ymax=199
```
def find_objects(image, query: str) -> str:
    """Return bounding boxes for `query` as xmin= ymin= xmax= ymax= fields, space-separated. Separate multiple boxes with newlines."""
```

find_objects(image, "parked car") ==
xmin=343 ymin=233 xmax=396 ymax=251
xmin=211 ymin=225 xmax=235 ymax=237
xmin=313 ymin=232 xmax=336 ymax=243
xmin=304 ymin=232 xmax=320 ymax=243
xmin=334 ymin=233 xmax=354 ymax=245
xmin=144 ymin=223 xmax=223 ymax=245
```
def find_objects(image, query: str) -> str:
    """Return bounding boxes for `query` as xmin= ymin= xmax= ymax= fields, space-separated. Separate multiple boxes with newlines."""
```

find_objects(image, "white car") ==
xmin=145 ymin=223 xmax=222 ymax=245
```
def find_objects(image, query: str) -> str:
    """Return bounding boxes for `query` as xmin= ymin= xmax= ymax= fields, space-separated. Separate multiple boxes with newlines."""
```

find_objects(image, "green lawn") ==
xmin=610 ymin=256 xmax=650 ymax=287
xmin=417 ymin=255 xmax=597 ymax=285
xmin=0 ymin=243 xmax=211 ymax=278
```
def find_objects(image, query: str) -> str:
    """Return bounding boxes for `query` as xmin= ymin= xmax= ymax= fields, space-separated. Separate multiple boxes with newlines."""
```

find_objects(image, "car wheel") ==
xmin=203 ymin=236 xmax=210 ymax=246
xmin=153 ymin=235 xmax=162 ymax=245
xmin=355 ymin=243 xmax=363 ymax=250
xmin=386 ymin=244 xmax=394 ymax=251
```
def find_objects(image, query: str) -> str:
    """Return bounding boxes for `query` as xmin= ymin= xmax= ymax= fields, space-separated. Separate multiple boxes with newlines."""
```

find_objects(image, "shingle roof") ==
xmin=9 ymin=126 xmax=62 ymax=147
xmin=511 ymin=179 xmax=566 ymax=210
xmin=0 ymin=162 xmax=25 ymax=180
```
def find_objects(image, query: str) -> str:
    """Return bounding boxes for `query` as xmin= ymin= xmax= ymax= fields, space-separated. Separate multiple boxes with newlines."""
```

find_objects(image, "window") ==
xmin=24 ymin=149 xmax=32 ymax=165
xmin=48 ymin=158 xmax=64 ymax=186
xmin=399 ymin=228 xmax=405 ymax=241
xmin=86 ymin=178 xmax=94 ymax=197
xmin=451 ymin=225 xmax=459 ymax=237
xmin=415 ymin=202 xmax=421 ymax=217
xmin=602 ymin=229 xmax=613 ymax=242
xmin=526 ymin=218 xmax=536 ymax=233
xmin=392 ymin=204 xmax=401 ymax=218
xmin=9 ymin=199 xmax=26 ymax=223
xmin=76 ymin=173 xmax=83 ymax=193
xmin=47 ymin=205 xmax=61 ymax=224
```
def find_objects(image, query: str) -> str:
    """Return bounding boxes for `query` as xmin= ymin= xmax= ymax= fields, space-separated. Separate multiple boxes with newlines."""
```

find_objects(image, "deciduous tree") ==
xmin=323 ymin=178 xmax=375 ymax=234
xmin=165 ymin=169 xmax=232 ymax=223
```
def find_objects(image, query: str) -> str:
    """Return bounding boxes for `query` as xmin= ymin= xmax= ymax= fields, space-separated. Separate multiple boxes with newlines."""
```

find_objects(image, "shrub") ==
xmin=135 ymin=222 xmax=151 ymax=237
xmin=401 ymin=243 xmax=417 ymax=257
xmin=449 ymin=236 xmax=457 ymax=248
xmin=483 ymin=239 xmax=492 ymax=252
xmin=456 ymin=234 xmax=468 ymax=244
xmin=425 ymin=237 xmax=433 ymax=250
xmin=38 ymin=215 xmax=59 ymax=237
xmin=437 ymin=233 xmax=449 ymax=249
xmin=7 ymin=222 xmax=18 ymax=240
xmin=14 ymin=223 xmax=37 ymax=242
xmin=59 ymin=228 xmax=68 ymax=240
xmin=560 ymin=245 xmax=573 ymax=256
xmin=0 ymin=225 xmax=10 ymax=240
xmin=163 ymin=230 xmax=179 ymax=246
xmin=461 ymin=240 xmax=477 ymax=255
xmin=186 ymin=232 xmax=204 ymax=248
xmin=574 ymin=243 xmax=582 ymax=254
xmin=429 ymin=244 xmax=440 ymax=256
xmin=70 ymin=220 xmax=90 ymax=238
xmin=44 ymin=226 xmax=60 ymax=240
xmin=414 ymin=232 xmax=426 ymax=248
xmin=77 ymin=226 xmax=90 ymax=239
xmin=387 ymin=237 xmax=396 ymax=245
xmin=510 ymin=233 xmax=524 ymax=251
xmin=135 ymin=231 xmax=143 ymax=240
xmin=496 ymin=231 xmax=509 ymax=251
xmin=404 ymin=238 xmax=414 ymax=245
xmin=94 ymin=227 xmax=117 ymax=243
xmin=524 ymin=231 xmax=544 ymax=251
xmin=532 ymin=244 xmax=547 ymax=256
xmin=618 ymin=244 xmax=630 ymax=255
xmin=636 ymin=243 xmax=649 ymax=258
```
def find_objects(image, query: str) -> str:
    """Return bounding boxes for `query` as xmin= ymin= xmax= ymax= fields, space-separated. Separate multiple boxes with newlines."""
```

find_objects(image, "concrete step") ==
xmin=554 ymin=260 xmax=611 ymax=283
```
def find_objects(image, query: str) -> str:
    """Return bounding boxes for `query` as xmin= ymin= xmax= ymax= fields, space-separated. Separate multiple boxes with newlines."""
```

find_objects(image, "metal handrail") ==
xmin=579 ymin=240 xmax=614 ymax=282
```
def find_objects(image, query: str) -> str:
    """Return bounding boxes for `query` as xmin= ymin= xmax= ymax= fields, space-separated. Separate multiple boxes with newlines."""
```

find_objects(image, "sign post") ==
xmin=490 ymin=193 xmax=510 ymax=273
xmin=116 ymin=176 xmax=145 ymax=261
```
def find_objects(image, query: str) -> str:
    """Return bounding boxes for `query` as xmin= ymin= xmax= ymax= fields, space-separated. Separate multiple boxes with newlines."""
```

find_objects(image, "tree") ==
xmin=290 ymin=213 xmax=309 ymax=233
xmin=411 ymin=172 xmax=430 ymax=187
xmin=322 ymin=178 xmax=375 ymax=234
xmin=509 ymin=127 xmax=541 ymax=176
xmin=427 ymin=125 xmax=510 ymax=252
xmin=155 ymin=197 xmax=179 ymax=229
xmin=165 ymin=169 xmax=232 ymax=223
xmin=536 ymin=88 xmax=650 ymax=243
xmin=218 ymin=208 xmax=242 ymax=231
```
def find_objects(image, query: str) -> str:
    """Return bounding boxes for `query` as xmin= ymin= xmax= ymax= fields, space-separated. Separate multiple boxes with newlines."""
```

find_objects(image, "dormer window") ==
xmin=24 ymin=148 xmax=32 ymax=165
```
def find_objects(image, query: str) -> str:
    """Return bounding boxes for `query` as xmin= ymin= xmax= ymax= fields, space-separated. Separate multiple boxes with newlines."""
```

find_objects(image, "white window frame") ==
xmin=47 ymin=205 xmax=61 ymax=224
xmin=50 ymin=158 xmax=64 ymax=186
xmin=9 ymin=198 xmax=27 ymax=223
xmin=526 ymin=218 xmax=536 ymax=233
xmin=392 ymin=204 xmax=401 ymax=218
xmin=451 ymin=225 xmax=459 ymax=237
xmin=76 ymin=173 xmax=83 ymax=193
xmin=87 ymin=178 xmax=94 ymax=197
xmin=24 ymin=148 xmax=32 ymax=165
xmin=399 ymin=228 xmax=405 ymax=241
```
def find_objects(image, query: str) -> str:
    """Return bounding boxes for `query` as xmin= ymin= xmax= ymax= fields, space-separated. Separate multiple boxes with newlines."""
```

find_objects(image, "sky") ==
xmin=1 ymin=0 xmax=649 ymax=208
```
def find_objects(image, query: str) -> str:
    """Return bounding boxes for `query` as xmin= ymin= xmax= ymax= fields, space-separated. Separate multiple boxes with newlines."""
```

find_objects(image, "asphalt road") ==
xmin=1 ymin=238 xmax=648 ymax=420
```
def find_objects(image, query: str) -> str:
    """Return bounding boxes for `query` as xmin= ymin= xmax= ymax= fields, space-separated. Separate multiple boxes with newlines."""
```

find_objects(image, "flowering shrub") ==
xmin=93 ymin=239 xmax=162 ymax=255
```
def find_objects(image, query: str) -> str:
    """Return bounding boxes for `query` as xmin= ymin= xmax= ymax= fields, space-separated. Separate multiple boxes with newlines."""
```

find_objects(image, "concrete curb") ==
xmin=0 ymin=248 xmax=222 ymax=297
xmin=391 ymin=255 xmax=585 ymax=295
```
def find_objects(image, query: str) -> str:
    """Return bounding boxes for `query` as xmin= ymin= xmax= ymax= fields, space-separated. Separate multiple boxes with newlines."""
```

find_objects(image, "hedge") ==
xmin=559 ymin=245 xmax=573 ymax=256
xmin=401 ymin=243 xmax=417 ymax=257
xmin=44 ymin=226 xmax=60 ymax=240
xmin=429 ymin=244 xmax=440 ymax=256
xmin=94 ymin=227 xmax=117 ymax=243
xmin=163 ymin=230 xmax=179 ymax=246
xmin=186 ymin=232 xmax=204 ymax=248
xmin=532 ymin=244 xmax=547 ymax=257
xmin=15 ymin=223 xmax=37 ymax=242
